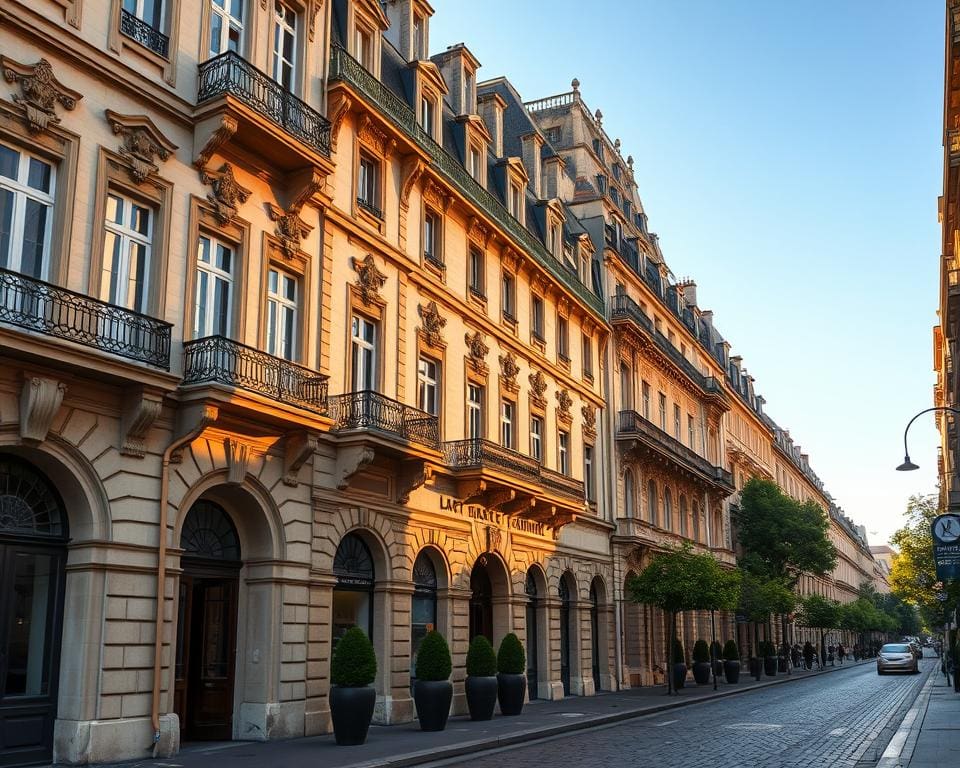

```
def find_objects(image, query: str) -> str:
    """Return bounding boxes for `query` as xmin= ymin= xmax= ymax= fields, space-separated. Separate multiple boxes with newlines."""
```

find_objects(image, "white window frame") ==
xmin=531 ymin=293 xmax=544 ymax=340
xmin=423 ymin=209 xmax=441 ymax=265
xmin=417 ymin=356 xmax=440 ymax=416
xmin=123 ymin=0 xmax=164 ymax=28
xmin=509 ymin=183 xmax=522 ymax=219
xmin=530 ymin=415 xmax=543 ymax=463
xmin=468 ymin=384 xmax=483 ymax=439
xmin=468 ymin=246 xmax=485 ymax=296
xmin=658 ymin=392 xmax=667 ymax=431
xmin=357 ymin=152 xmax=379 ymax=211
xmin=584 ymin=444 xmax=594 ymax=501
xmin=558 ymin=430 xmax=569 ymax=475
xmin=209 ymin=0 xmax=244 ymax=56
xmin=265 ymin=266 xmax=298 ymax=360
xmin=501 ymin=400 xmax=514 ymax=449
xmin=101 ymin=192 xmax=153 ymax=313
xmin=501 ymin=271 xmax=515 ymax=318
xmin=468 ymin=144 xmax=482 ymax=181
xmin=419 ymin=95 xmax=436 ymax=138
xmin=350 ymin=314 xmax=378 ymax=391
xmin=272 ymin=3 xmax=297 ymax=90
xmin=557 ymin=313 xmax=569 ymax=359
xmin=0 ymin=143 xmax=55 ymax=280
xmin=194 ymin=234 xmax=234 ymax=338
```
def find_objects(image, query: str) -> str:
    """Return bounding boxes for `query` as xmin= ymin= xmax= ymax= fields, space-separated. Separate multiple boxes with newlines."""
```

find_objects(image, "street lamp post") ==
xmin=895 ymin=406 xmax=960 ymax=473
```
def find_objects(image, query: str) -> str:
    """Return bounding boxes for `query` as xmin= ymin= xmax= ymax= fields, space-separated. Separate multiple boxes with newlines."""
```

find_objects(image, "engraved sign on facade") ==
xmin=439 ymin=496 xmax=551 ymax=538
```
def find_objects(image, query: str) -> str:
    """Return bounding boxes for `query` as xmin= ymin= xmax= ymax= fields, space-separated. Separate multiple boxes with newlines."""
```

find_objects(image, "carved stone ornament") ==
xmin=352 ymin=254 xmax=387 ymax=306
xmin=400 ymin=156 xmax=425 ymax=211
xmin=201 ymin=163 xmax=251 ymax=225
xmin=120 ymin=388 xmax=163 ymax=457
xmin=485 ymin=525 xmax=502 ymax=554
xmin=267 ymin=203 xmax=312 ymax=258
xmin=557 ymin=296 xmax=572 ymax=319
xmin=501 ymin=248 xmax=520 ymax=274
xmin=468 ymin=215 xmax=491 ymax=246
xmin=555 ymin=388 xmax=573 ymax=424
xmin=283 ymin=430 xmax=317 ymax=487
xmin=2 ymin=57 xmax=82 ymax=135
xmin=358 ymin=114 xmax=395 ymax=156
xmin=418 ymin=300 xmax=447 ymax=348
xmin=499 ymin=351 xmax=521 ymax=393
xmin=105 ymin=110 xmax=178 ymax=184
xmin=19 ymin=375 xmax=66 ymax=444
xmin=464 ymin=330 xmax=489 ymax=373
xmin=528 ymin=369 xmax=547 ymax=408
xmin=423 ymin=177 xmax=450 ymax=211
xmin=581 ymin=403 xmax=597 ymax=439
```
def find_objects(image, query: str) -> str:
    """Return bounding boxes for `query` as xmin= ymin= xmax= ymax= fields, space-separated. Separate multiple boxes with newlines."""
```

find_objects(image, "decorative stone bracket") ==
xmin=397 ymin=461 xmax=434 ymax=504
xmin=283 ymin=430 xmax=317 ymax=486
xmin=19 ymin=375 xmax=66 ymax=444
xmin=120 ymin=387 xmax=164 ymax=457
xmin=334 ymin=445 xmax=375 ymax=490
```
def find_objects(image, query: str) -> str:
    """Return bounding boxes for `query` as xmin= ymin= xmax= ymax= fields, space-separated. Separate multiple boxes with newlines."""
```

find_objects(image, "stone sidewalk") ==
xmin=880 ymin=661 xmax=960 ymax=768
xmin=127 ymin=658 xmax=871 ymax=768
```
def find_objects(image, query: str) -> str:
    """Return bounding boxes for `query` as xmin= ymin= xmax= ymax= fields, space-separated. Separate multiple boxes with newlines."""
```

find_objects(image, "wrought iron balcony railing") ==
xmin=0 ymin=267 xmax=172 ymax=368
xmin=329 ymin=45 xmax=603 ymax=316
xmin=198 ymin=51 xmax=331 ymax=158
xmin=540 ymin=466 xmax=586 ymax=501
xmin=329 ymin=390 xmax=440 ymax=449
xmin=617 ymin=410 xmax=733 ymax=489
xmin=443 ymin=438 xmax=541 ymax=484
xmin=182 ymin=335 xmax=328 ymax=414
xmin=119 ymin=9 xmax=169 ymax=58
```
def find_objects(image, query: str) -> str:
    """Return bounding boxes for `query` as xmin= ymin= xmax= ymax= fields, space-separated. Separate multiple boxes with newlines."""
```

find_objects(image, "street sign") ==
xmin=931 ymin=513 xmax=960 ymax=581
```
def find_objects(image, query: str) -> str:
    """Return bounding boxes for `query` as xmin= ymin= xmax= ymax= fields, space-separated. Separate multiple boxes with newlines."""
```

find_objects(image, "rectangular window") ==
xmin=354 ymin=24 xmax=372 ymax=69
xmin=265 ymin=266 xmax=297 ymax=360
xmin=584 ymin=444 xmax=594 ymax=501
xmin=350 ymin=314 xmax=377 ymax=391
xmin=501 ymin=271 xmax=515 ymax=320
xmin=469 ymin=246 xmax=485 ymax=297
xmin=101 ymin=192 xmax=152 ymax=313
xmin=557 ymin=314 xmax=569 ymax=361
xmin=468 ymin=384 xmax=483 ymax=439
xmin=419 ymin=96 xmax=435 ymax=138
xmin=423 ymin=209 xmax=441 ymax=267
xmin=209 ymin=0 xmax=244 ymax=56
xmin=530 ymin=416 xmax=543 ymax=462
xmin=357 ymin=153 xmax=380 ymax=217
xmin=501 ymin=400 xmax=514 ymax=449
xmin=687 ymin=414 xmax=695 ymax=448
xmin=673 ymin=404 xmax=681 ymax=440
xmin=658 ymin=392 xmax=667 ymax=431
xmin=509 ymin=183 xmax=522 ymax=219
xmin=123 ymin=0 xmax=163 ymax=29
xmin=0 ymin=143 xmax=55 ymax=280
xmin=468 ymin=145 xmax=482 ymax=181
xmin=412 ymin=13 xmax=426 ymax=59
xmin=558 ymin=430 xmax=569 ymax=475
xmin=531 ymin=293 xmax=544 ymax=341
xmin=582 ymin=333 xmax=593 ymax=378
xmin=642 ymin=381 xmax=650 ymax=420
xmin=194 ymin=235 xmax=233 ymax=338
xmin=417 ymin=356 xmax=440 ymax=416
xmin=272 ymin=3 xmax=297 ymax=90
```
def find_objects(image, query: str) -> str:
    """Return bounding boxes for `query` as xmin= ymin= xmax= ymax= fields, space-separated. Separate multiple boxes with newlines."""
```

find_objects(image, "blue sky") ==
xmin=430 ymin=1 xmax=943 ymax=546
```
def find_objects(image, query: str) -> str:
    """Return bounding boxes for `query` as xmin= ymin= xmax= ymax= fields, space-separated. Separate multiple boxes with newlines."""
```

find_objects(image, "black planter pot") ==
xmin=672 ymin=663 xmax=687 ymax=690
xmin=465 ymin=676 xmax=498 ymax=721
xmin=497 ymin=672 xmax=526 ymax=716
xmin=414 ymin=679 xmax=453 ymax=731
xmin=692 ymin=662 xmax=711 ymax=685
xmin=330 ymin=685 xmax=376 ymax=746
xmin=764 ymin=656 xmax=778 ymax=677
xmin=724 ymin=659 xmax=741 ymax=684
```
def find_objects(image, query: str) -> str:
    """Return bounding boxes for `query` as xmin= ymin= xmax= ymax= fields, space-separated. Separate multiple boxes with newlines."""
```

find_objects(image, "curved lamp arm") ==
xmin=897 ymin=406 xmax=960 ymax=471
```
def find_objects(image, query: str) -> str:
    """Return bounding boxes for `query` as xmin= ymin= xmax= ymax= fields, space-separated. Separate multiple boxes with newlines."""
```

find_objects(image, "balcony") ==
xmin=182 ymin=335 xmax=328 ymax=416
xmin=329 ymin=390 xmax=440 ymax=449
xmin=617 ymin=410 xmax=734 ymax=493
xmin=119 ymin=9 xmax=169 ymax=57
xmin=195 ymin=51 xmax=332 ymax=176
xmin=0 ymin=267 xmax=171 ymax=369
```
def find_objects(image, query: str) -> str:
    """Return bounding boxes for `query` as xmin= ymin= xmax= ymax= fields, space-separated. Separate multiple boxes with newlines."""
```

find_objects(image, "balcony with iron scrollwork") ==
xmin=329 ymin=390 xmax=440 ymax=450
xmin=181 ymin=335 xmax=330 ymax=426
xmin=443 ymin=438 xmax=586 ymax=528
xmin=616 ymin=410 xmax=734 ymax=494
xmin=119 ymin=9 xmax=169 ymax=58
xmin=195 ymin=51 xmax=332 ymax=176
xmin=0 ymin=267 xmax=173 ymax=377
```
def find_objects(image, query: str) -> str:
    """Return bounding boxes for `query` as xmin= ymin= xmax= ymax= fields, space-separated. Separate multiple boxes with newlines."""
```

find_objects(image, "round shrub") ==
xmin=497 ymin=633 xmax=526 ymax=674
xmin=415 ymin=630 xmax=452 ymax=682
xmin=693 ymin=639 xmax=710 ymax=663
xmin=722 ymin=639 xmax=739 ymax=661
xmin=466 ymin=635 xmax=497 ymax=677
xmin=331 ymin=627 xmax=377 ymax=687
xmin=671 ymin=638 xmax=686 ymax=665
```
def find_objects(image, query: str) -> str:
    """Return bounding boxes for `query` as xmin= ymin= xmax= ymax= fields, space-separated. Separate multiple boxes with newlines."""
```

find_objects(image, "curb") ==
xmin=876 ymin=669 xmax=937 ymax=768
xmin=339 ymin=659 xmax=874 ymax=768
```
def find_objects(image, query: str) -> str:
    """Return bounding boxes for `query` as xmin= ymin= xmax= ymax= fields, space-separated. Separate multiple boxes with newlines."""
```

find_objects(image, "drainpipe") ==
xmin=601 ymin=337 xmax=623 ymax=690
xmin=151 ymin=405 xmax=218 ymax=750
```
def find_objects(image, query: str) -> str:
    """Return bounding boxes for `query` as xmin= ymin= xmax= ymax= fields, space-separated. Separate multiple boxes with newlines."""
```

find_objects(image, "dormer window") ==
xmin=354 ymin=24 xmax=374 ymax=70
xmin=419 ymin=94 xmax=436 ymax=138
xmin=547 ymin=221 xmax=562 ymax=257
xmin=509 ymin=182 xmax=523 ymax=220
xmin=468 ymin=144 xmax=482 ymax=182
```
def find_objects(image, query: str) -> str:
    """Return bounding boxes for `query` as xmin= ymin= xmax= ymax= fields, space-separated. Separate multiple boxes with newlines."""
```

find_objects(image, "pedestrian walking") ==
xmin=853 ymin=643 xmax=860 ymax=661
xmin=837 ymin=643 xmax=845 ymax=664
xmin=803 ymin=641 xmax=815 ymax=670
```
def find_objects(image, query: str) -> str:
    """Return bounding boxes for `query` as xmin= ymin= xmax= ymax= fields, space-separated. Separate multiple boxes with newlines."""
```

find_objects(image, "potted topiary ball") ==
xmin=465 ymin=635 xmax=498 ymax=721
xmin=330 ymin=627 xmax=377 ymax=746
xmin=496 ymin=633 xmax=526 ymax=715
xmin=692 ymin=639 xmax=711 ymax=685
xmin=671 ymin=638 xmax=687 ymax=691
xmin=762 ymin=640 xmax=778 ymax=677
xmin=722 ymin=639 xmax=740 ymax=683
xmin=710 ymin=640 xmax=724 ymax=678
xmin=413 ymin=630 xmax=453 ymax=731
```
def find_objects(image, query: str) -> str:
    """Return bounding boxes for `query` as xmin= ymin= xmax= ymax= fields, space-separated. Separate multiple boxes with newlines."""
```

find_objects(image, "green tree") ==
xmin=739 ymin=570 xmax=795 ymax=675
xmin=798 ymin=594 xmax=839 ymax=665
xmin=627 ymin=545 xmax=740 ymax=694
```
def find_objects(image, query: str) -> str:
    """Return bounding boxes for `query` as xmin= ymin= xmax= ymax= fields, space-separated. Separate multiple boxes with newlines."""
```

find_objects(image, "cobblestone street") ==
xmin=433 ymin=658 xmax=936 ymax=768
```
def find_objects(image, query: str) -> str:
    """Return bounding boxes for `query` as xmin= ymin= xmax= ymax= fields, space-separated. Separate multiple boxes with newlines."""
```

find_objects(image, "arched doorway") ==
xmin=333 ymin=533 xmax=375 ymax=645
xmin=410 ymin=550 xmax=437 ymax=683
xmin=174 ymin=500 xmax=241 ymax=741
xmin=0 ymin=455 xmax=68 ymax=766
xmin=559 ymin=576 xmax=572 ymax=695
xmin=469 ymin=558 xmax=494 ymax=643
xmin=525 ymin=570 xmax=539 ymax=699
xmin=590 ymin=582 xmax=600 ymax=692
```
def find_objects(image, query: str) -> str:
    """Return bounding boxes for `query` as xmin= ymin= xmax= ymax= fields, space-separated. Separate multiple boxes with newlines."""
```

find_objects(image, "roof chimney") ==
xmin=478 ymin=91 xmax=506 ymax=157
xmin=520 ymin=131 xmax=544 ymax=199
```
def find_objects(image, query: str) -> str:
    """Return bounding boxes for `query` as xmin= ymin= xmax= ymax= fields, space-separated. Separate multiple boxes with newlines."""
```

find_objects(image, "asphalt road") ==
xmin=431 ymin=655 xmax=937 ymax=768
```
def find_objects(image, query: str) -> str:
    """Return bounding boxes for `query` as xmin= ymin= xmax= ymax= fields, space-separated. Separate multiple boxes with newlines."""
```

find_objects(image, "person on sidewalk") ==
xmin=803 ymin=641 xmax=815 ymax=670
xmin=853 ymin=643 xmax=860 ymax=661
xmin=837 ymin=643 xmax=845 ymax=664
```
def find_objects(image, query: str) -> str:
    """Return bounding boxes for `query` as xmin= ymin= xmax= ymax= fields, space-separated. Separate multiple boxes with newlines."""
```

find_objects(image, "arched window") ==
xmin=647 ymin=480 xmax=658 ymax=527
xmin=679 ymin=494 xmax=688 ymax=537
xmin=333 ymin=533 xmax=375 ymax=644
xmin=181 ymin=500 xmax=240 ymax=561
xmin=0 ymin=456 xmax=67 ymax=538
xmin=623 ymin=470 xmax=634 ymax=518
xmin=663 ymin=487 xmax=673 ymax=531
xmin=692 ymin=500 xmax=701 ymax=543
xmin=411 ymin=550 xmax=438 ymax=681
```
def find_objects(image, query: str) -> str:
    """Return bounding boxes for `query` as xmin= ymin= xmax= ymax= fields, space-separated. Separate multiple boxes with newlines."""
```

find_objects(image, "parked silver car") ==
xmin=877 ymin=643 xmax=920 ymax=675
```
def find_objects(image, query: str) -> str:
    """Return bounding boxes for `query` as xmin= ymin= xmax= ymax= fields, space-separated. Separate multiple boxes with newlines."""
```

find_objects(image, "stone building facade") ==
xmin=0 ymin=0 xmax=876 ymax=765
